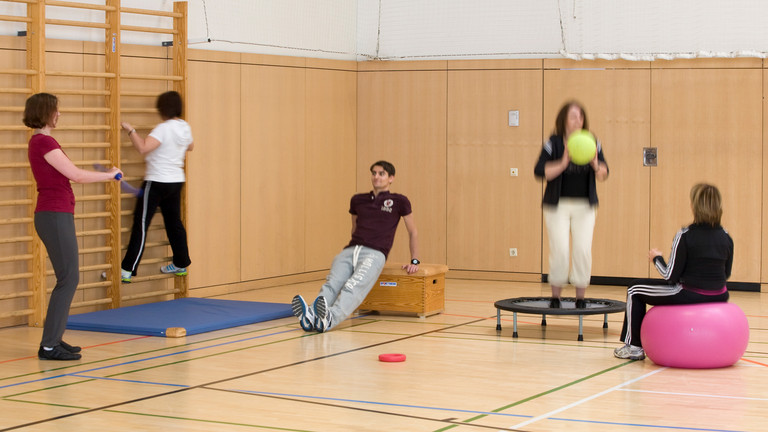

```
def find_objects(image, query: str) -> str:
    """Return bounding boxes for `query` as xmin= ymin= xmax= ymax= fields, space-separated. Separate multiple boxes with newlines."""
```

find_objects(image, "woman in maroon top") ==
xmin=24 ymin=93 xmax=122 ymax=361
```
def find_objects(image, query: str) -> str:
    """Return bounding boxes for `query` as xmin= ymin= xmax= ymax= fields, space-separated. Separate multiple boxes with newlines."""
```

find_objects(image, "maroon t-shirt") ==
xmin=28 ymin=134 xmax=75 ymax=213
xmin=346 ymin=191 xmax=412 ymax=258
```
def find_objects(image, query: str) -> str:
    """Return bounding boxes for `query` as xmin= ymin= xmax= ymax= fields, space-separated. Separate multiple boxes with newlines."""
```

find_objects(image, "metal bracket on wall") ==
xmin=643 ymin=147 xmax=657 ymax=166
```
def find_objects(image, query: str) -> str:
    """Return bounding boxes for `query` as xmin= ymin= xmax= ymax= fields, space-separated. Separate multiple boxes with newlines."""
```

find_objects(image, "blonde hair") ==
xmin=690 ymin=183 xmax=722 ymax=226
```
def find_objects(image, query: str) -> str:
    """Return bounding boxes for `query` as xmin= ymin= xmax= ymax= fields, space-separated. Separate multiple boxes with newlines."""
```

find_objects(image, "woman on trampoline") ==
xmin=534 ymin=101 xmax=609 ymax=309
xmin=614 ymin=183 xmax=733 ymax=360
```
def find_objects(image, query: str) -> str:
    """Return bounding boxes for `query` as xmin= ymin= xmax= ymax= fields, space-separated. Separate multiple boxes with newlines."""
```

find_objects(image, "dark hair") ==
xmin=370 ymin=160 xmax=395 ymax=176
xmin=690 ymin=183 xmax=722 ymax=226
xmin=23 ymin=93 xmax=58 ymax=129
xmin=156 ymin=91 xmax=183 ymax=119
xmin=554 ymin=100 xmax=589 ymax=137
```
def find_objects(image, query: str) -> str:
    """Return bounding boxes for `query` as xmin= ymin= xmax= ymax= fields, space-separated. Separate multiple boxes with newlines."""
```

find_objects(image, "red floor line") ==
xmin=741 ymin=357 xmax=768 ymax=367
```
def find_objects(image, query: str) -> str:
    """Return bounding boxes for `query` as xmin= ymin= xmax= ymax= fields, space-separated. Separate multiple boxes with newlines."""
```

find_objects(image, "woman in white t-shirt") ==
xmin=119 ymin=91 xmax=194 ymax=283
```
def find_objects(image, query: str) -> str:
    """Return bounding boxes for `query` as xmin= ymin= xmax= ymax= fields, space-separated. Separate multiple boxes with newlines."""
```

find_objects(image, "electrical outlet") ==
xmin=510 ymin=168 xmax=518 ymax=176
xmin=509 ymin=248 xmax=518 ymax=257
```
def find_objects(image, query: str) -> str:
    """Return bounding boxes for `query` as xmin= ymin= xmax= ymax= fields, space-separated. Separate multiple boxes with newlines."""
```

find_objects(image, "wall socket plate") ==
xmin=509 ymin=248 xmax=518 ymax=257
xmin=510 ymin=168 xmax=518 ymax=176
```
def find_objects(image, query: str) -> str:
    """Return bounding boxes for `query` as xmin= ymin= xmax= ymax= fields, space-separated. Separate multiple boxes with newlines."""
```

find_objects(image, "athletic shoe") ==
xmin=121 ymin=269 xmax=132 ymax=283
xmin=59 ymin=340 xmax=81 ymax=353
xmin=160 ymin=263 xmax=187 ymax=276
xmin=575 ymin=298 xmax=587 ymax=309
xmin=614 ymin=344 xmax=645 ymax=360
xmin=291 ymin=295 xmax=315 ymax=331
xmin=38 ymin=346 xmax=81 ymax=361
xmin=549 ymin=297 xmax=561 ymax=308
xmin=314 ymin=296 xmax=332 ymax=333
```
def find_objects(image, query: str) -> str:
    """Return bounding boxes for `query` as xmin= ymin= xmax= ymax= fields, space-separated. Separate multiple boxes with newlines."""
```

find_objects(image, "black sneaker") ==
xmin=575 ymin=299 xmax=587 ymax=309
xmin=549 ymin=297 xmax=561 ymax=308
xmin=38 ymin=345 xmax=82 ymax=361
xmin=59 ymin=341 xmax=82 ymax=353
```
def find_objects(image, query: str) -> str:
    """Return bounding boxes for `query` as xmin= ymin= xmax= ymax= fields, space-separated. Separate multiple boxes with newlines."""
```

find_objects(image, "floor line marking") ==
xmin=510 ymin=367 xmax=666 ymax=430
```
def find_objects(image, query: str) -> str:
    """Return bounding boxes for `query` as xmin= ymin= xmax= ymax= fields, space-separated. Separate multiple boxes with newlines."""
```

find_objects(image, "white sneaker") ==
xmin=121 ymin=269 xmax=132 ymax=283
xmin=313 ymin=296 xmax=332 ymax=333
xmin=614 ymin=344 xmax=645 ymax=360
xmin=291 ymin=295 xmax=315 ymax=332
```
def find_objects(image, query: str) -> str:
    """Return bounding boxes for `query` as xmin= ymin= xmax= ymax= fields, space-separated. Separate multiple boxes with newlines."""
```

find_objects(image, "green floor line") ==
xmin=432 ymin=360 xmax=637 ymax=432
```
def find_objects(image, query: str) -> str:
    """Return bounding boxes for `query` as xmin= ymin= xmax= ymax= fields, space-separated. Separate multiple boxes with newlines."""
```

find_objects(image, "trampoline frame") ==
xmin=494 ymin=297 xmax=626 ymax=341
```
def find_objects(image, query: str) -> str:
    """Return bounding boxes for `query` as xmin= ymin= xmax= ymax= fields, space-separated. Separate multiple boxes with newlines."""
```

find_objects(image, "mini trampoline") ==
xmin=494 ymin=297 xmax=626 ymax=341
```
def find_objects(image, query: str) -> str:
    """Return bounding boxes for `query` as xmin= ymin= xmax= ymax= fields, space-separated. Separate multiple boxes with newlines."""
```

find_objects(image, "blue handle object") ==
xmin=115 ymin=173 xmax=122 ymax=180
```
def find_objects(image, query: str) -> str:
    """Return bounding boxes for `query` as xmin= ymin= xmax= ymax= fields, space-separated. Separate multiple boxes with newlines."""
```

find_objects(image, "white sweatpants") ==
xmin=543 ymin=197 xmax=597 ymax=288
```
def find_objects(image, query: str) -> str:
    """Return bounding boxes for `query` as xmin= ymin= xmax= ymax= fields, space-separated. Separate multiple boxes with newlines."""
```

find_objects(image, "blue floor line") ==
xmin=233 ymin=389 xmax=532 ymax=418
xmin=0 ymin=327 xmax=299 ymax=391
xmin=70 ymin=374 xmax=191 ymax=388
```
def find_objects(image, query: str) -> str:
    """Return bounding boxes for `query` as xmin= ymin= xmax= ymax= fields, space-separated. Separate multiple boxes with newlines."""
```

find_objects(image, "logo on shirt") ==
xmin=381 ymin=199 xmax=394 ymax=213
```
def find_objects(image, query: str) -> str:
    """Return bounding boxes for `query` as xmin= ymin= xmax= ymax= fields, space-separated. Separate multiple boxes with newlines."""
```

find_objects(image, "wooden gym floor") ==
xmin=0 ymin=279 xmax=766 ymax=431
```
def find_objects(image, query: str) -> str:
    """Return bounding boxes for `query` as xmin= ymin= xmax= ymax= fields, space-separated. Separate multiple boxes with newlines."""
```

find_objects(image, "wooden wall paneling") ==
xmin=304 ymin=68 xmax=357 ymax=271
xmin=542 ymin=68 xmax=652 ymax=280
xmin=764 ymin=68 xmax=768 ymax=284
xmin=240 ymin=64 xmax=306 ymax=280
xmin=357 ymin=70 xmax=447 ymax=265
xmin=446 ymin=69 xmax=543 ymax=272
xmin=186 ymin=58 xmax=242 ymax=289
xmin=650 ymin=67 xmax=762 ymax=283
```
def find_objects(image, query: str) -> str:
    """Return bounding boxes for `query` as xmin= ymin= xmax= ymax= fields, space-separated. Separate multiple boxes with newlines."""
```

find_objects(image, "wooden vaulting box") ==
xmin=359 ymin=263 xmax=448 ymax=317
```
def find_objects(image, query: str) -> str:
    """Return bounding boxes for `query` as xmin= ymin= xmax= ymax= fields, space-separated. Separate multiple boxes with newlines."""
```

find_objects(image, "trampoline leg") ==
xmin=603 ymin=313 xmax=609 ymax=329
xmin=496 ymin=309 xmax=502 ymax=331
xmin=578 ymin=315 xmax=584 ymax=341
xmin=541 ymin=314 xmax=547 ymax=326
xmin=513 ymin=312 xmax=518 ymax=338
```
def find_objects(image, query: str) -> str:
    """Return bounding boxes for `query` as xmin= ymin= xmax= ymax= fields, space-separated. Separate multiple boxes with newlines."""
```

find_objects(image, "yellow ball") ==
xmin=567 ymin=129 xmax=597 ymax=165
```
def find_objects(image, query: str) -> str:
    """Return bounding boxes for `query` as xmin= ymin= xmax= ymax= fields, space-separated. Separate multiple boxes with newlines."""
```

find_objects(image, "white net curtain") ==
xmin=2 ymin=0 xmax=767 ymax=61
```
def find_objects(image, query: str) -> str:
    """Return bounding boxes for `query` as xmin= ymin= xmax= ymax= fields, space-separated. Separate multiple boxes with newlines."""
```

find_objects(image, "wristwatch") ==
xmin=410 ymin=258 xmax=420 ymax=265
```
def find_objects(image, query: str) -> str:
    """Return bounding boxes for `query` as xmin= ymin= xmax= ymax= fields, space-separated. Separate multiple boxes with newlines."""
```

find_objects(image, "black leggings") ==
xmin=121 ymin=181 xmax=190 ymax=274
xmin=620 ymin=278 xmax=729 ymax=348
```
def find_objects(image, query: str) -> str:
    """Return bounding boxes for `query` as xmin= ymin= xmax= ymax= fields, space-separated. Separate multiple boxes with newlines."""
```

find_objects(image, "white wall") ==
xmin=2 ymin=0 xmax=768 ymax=61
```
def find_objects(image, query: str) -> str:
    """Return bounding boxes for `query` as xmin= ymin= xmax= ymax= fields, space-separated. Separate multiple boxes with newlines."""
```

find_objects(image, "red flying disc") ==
xmin=378 ymin=353 xmax=406 ymax=362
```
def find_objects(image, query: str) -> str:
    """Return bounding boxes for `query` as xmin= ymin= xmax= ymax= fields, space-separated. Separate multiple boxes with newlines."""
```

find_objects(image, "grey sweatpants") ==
xmin=35 ymin=212 xmax=79 ymax=348
xmin=317 ymin=245 xmax=386 ymax=331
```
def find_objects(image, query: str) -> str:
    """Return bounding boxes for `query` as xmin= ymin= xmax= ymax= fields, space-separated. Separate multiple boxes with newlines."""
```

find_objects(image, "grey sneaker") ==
xmin=160 ymin=263 xmax=187 ymax=276
xmin=291 ymin=295 xmax=315 ymax=332
xmin=313 ymin=296 xmax=332 ymax=333
xmin=614 ymin=344 xmax=645 ymax=360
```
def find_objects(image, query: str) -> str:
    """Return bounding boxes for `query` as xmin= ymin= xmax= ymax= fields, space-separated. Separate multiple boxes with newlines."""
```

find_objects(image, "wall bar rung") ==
xmin=121 ymin=289 xmax=180 ymax=302
xmin=0 ymin=199 xmax=33 ymax=206
xmin=121 ymin=73 xmax=182 ymax=81
xmin=52 ymin=89 xmax=110 ymax=96
xmin=46 ymin=0 xmax=117 ymax=12
xmin=0 ymin=88 xmax=33 ymax=94
xmin=120 ymin=7 xmax=182 ymax=18
xmin=0 ymin=273 xmax=34 ymax=282
xmin=70 ymin=298 xmax=113 ymax=309
xmin=45 ymin=18 xmax=110 ymax=29
xmin=80 ymin=246 xmax=111 ymax=254
xmin=0 ymin=254 xmax=33 ymax=264
xmin=120 ymin=24 xmax=177 ymax=35
xmin=0 ymin=217 xmax=33 ymax=224
xmin=0 ymin=309 xmax=34 ymax=319
xmin=0 ymin=15 xmax=32 ymax=23
xmin=47 ymin=70 xmax=116 ymax=78
xmin=0 ymin=291 xmax=33 ymax=301
xmin=0 ymin=69 xmax=36 ymax=75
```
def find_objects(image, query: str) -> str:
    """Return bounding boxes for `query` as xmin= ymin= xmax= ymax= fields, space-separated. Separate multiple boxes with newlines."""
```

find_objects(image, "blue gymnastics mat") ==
xmin=67 ymin=297 xmax=293 ymax=337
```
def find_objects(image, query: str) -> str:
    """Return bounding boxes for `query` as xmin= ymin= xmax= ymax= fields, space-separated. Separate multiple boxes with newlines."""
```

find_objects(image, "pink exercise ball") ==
xmin=640 ymin=302 xmax=749 ymax=369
